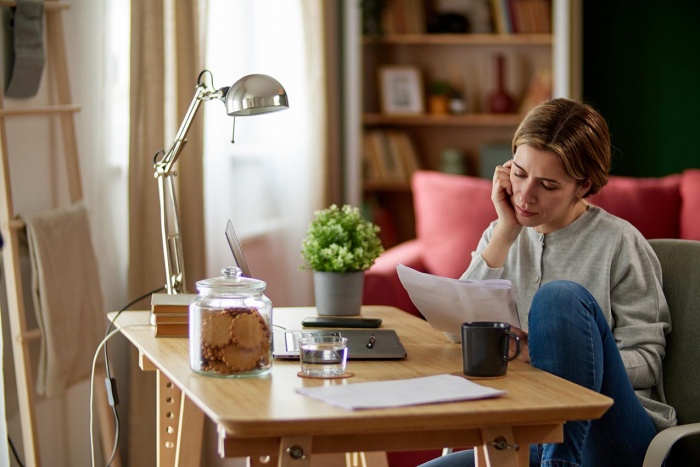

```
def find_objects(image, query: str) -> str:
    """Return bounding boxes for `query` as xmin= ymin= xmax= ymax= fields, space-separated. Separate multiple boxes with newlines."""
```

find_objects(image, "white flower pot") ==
xmin=313 ymin=270 xmax=364 ymax=316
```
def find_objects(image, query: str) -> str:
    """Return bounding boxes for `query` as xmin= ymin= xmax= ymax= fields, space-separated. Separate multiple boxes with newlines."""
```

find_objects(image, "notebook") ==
xmin=272 ymin=329 xmax=407 ymax=360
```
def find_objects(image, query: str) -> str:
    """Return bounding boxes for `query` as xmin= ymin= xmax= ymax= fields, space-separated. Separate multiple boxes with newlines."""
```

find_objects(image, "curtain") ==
xmin=127 ymin=0 xmax=203 ymax=463
xmin=125 ymin=0 xmax=332 ymax=462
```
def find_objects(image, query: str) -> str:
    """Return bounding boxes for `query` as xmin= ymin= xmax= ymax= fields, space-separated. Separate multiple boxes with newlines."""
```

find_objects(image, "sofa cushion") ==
xmin=412 ymin=171 xmax=496 ymax=278
xmin=412 ymin=170 xmax=687 ymax=278
xmin=589 ymin=174 xmax=682 ymax=239
xmin=680 ymin=169 xmax=700 ymax=240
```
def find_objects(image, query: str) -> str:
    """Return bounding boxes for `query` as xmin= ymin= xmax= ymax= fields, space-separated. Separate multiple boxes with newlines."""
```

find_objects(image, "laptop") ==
xmin=272 ymin=329 xmax=407 ymax=360
xmin=224 ymin=220 xmax=407 ymax=361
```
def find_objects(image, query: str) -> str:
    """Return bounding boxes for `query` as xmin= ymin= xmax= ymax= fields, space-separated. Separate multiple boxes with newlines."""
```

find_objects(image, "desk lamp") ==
xmin=153 ymin=70 xmax=288 ymax=294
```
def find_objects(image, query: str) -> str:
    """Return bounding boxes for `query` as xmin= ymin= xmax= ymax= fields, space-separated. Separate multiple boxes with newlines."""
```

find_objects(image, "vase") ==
xmin=488 ymin=54 xmax=515 ymax=114
xmin=313 ymin=270 xmax=364 ymax=316
xmin=428 ymin=95 xmax=449 ymax=115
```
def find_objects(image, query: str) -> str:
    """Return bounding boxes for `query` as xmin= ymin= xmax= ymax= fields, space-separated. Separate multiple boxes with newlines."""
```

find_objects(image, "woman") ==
xmin=422 ymin=98 xmax=676 ymax=467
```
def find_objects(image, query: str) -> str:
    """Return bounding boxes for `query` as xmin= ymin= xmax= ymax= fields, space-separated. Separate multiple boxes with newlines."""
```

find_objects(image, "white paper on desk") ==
xmin=295 ymin=374 xmax=505 ymax=410
xmin=396 ymin=264 xmax=521 ymax=336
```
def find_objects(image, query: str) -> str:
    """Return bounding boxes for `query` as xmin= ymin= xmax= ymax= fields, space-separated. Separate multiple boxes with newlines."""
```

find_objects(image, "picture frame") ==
xmin=379 ymin=66 xmax=425 ymax=115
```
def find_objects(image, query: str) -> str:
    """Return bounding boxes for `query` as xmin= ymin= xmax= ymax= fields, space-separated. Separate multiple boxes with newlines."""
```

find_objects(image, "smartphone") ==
xmin=301 ymin=316 xmax=382 ymax=328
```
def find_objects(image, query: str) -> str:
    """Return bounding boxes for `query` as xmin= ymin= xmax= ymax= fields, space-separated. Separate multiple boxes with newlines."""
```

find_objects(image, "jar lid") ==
xmin=196 ymin=267 xmax=267 ymax=294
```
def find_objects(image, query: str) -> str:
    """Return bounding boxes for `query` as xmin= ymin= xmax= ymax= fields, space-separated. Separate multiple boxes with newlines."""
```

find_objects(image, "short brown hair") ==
xmin=512 ymin=98 xmax=611 ymax=197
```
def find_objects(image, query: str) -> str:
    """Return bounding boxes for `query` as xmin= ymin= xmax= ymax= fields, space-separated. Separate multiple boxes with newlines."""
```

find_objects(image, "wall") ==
xmin=583 ymin=0 xmax=700 ymax=177
xmin=1 ymin=1 xmax=130 ymax=465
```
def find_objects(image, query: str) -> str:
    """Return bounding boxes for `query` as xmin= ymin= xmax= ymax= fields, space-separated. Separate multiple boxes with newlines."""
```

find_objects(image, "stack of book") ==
xmin=381 ymin=0 xmax=426 ymax=34
xmin=491 ymin=0 xmax=552 ymax=34
xmin=362 ymin=130 xmax=421 ymax=185
xmin=149 ymin=293 xmax=197 ymax=337
xmin=519 ymin=69 xmax=553 ymax=113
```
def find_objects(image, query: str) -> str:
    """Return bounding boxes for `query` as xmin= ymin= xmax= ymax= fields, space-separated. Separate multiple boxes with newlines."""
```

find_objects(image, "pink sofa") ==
xmin=364 ymin=169 xmax=700 ymax=319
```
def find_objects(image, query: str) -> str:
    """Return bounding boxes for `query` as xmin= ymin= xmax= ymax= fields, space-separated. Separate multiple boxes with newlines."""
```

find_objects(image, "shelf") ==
xmin=363 ymin=113 xmax=523 ymax=127
xmin=362 ymin=33 xmax=552 ymax=46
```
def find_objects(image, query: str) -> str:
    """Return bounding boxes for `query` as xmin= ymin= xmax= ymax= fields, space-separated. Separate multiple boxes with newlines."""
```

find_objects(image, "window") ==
xmin=202 ymin=0 xmax=317 ymax=296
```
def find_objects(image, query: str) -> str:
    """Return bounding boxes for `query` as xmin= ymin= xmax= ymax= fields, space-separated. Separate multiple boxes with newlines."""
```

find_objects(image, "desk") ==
xmin=110 ymin=306 xmax=612 ymax=467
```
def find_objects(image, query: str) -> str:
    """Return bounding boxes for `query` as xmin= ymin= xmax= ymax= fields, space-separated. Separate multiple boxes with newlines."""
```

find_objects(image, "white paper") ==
xmin=397 ymin=264 xmax=520 ymax=336
xmin=295 ymin=374 xmax=505 ymax=410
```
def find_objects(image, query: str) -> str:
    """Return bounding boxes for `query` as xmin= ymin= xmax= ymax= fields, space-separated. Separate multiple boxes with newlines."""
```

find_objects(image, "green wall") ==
xmin=583 ymin=1 xmax=700 ymax=177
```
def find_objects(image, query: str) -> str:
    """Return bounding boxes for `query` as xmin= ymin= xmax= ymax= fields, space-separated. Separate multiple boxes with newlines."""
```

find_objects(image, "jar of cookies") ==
xmin=189 ymin=267 xmax=272 ymax=377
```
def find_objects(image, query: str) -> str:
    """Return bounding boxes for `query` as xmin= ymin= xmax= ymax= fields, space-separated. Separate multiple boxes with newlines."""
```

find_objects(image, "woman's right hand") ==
xmin=491 ymin=160 xmax=522 ymax=234
xmin=480 ymin=160 xmax=522 ymax=268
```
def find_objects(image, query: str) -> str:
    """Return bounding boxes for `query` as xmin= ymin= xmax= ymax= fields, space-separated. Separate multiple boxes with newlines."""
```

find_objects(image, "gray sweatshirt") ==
xmin=461 ymin=205 xmax=676 ymax=430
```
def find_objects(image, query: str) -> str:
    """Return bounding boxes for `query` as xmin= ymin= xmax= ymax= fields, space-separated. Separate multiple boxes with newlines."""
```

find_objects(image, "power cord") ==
xmin=95 ymin=285 xmax=165 ymax=467
xmin=7 ymin=434 xmax=24 ymax=467
xmin=90 ymin=324 xmax=145 ymax=467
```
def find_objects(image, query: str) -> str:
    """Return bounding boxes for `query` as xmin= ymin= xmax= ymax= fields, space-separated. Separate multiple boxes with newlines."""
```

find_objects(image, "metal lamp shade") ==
xmin=225 ymin=74 xmax=289 ymax=116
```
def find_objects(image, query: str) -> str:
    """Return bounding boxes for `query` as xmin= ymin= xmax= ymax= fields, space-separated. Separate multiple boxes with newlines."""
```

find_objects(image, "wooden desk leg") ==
xmin=175 ymin=394 xmax=205 ymax=466
xmin=278 ymin=435 xmax=313 ymax=467
xmin=156 ymin=370 xmax=203 ymax=467
xmin=157 ymin=370 xmax=181 ymax=467
xmin=477 ymin=426 xmax=519 ymax=467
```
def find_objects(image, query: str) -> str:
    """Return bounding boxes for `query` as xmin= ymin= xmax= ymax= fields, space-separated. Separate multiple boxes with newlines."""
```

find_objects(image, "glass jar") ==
xmin=189 ymin=267 xmax=272 ymax=377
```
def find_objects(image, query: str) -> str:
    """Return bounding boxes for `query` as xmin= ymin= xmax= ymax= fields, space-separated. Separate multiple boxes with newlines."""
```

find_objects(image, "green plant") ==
xmin=301 ymin=204 xmax=384 ymax=273
xmin=429 ymin=80 xmax=453 ymax=96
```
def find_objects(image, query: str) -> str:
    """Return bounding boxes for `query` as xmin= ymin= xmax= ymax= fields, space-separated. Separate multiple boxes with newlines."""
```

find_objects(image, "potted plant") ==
xmin=428 ymin=80 xmax=453 ymax=115
xmin=301 ymin=204 xmax=384 ymax=315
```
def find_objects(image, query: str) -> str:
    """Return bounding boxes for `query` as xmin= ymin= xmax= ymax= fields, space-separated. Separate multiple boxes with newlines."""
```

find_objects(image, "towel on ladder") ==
xmin=23 ymin=203 xmax=104 ymax=397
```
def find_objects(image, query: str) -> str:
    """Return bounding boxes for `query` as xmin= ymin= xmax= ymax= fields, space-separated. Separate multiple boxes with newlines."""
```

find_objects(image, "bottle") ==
xmin=488 ymin=55 xmax=515 ymax=114
xmin=189 ymin=267 xmax=272 ymax=377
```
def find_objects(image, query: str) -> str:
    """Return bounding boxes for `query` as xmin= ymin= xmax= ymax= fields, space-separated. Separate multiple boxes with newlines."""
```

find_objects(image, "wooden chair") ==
xmin=643 ymin=239 xmax=700 ymax=466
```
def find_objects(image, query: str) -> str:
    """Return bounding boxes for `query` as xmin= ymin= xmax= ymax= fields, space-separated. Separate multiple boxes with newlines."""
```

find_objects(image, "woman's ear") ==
xmin=576 ymin=179 xmax=593 ymax=198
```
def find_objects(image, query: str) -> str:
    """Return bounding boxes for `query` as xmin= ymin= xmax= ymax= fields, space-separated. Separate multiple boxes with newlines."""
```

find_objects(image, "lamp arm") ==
xmin=153 ymin=76 xmax=225 ymax=294
xmin=156 ymin=172 xmax=187 ymax=293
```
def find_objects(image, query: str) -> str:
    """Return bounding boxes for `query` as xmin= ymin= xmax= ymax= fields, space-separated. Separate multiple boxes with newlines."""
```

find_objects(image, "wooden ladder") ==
xmin=0 ymin=1 xmax=115 ymax=465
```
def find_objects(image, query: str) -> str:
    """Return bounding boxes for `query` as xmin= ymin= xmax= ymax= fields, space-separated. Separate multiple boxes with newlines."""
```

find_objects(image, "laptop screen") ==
xmin=225 ymin=219 xmax=251 ymax=277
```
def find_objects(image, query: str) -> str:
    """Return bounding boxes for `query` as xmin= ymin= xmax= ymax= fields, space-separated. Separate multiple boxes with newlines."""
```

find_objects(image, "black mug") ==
xmin=461 ymin=321 xmax=521 ymax=378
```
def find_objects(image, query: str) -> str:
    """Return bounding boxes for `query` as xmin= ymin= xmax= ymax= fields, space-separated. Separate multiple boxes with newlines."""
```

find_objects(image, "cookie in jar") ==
xmin=189 ymin=267 xmax=272 ymax=377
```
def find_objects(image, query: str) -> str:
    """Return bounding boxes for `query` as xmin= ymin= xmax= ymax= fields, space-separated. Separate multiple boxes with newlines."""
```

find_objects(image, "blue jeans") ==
xmin=420 ymin=281 xmax=657 ymax=467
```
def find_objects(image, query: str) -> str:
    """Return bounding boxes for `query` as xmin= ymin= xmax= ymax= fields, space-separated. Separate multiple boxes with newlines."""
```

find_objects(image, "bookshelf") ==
xmin=355 ymin=0 xmax=564 ymax=248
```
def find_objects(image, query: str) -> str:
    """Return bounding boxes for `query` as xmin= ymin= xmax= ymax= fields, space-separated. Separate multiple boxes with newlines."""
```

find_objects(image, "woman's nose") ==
xmin=518 ymin=182 xmax=537 ymax=204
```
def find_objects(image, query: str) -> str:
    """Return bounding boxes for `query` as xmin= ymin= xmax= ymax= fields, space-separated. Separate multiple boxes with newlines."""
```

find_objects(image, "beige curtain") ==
xmin=127 ymin=0 xmax=203 ymax=463
xmin=319 ymin=1 xmax=342 ymax=206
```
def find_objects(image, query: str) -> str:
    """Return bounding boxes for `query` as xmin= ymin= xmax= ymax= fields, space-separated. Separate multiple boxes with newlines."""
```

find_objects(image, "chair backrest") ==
xmin=648 ymin=239 xmax=700 ymax=463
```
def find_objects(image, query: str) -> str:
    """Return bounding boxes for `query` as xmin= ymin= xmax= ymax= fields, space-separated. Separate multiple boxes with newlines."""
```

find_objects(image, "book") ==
xmin=151 ymin=314 xmax=189 ymax=324
xmin=403 ymin=0 xmax=426 ymax=34
xmin=150 ymin=293 xmax=197 ymax=314
xmin=511 ymin=0 xmax=551 ymax=34
xmin=395 ymin=131 xmax=421 ymax=179
xmin=153 ymin=322 xmax=189 ymax=338
xmin=510 ymin=0 xmax=534 ymax=33
xmin=365 ymin=130 xmax=421 ymax=185
xmin=519 ymin=69 xmax=552 ymax=113
xmin=531 ymin=0 xmax=552 ymax=33
xmin=490 ymin=0 xmax=507 ymax=34
xmin=150 ymin=292 xmax=196 ymax=326
xmin=385 ymin=130 xmax=411 ymax=183
xmin=362 ymin=131 xmax=382 ymax=183
xmin=369 ymin=130 xmax=404 ymax=183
